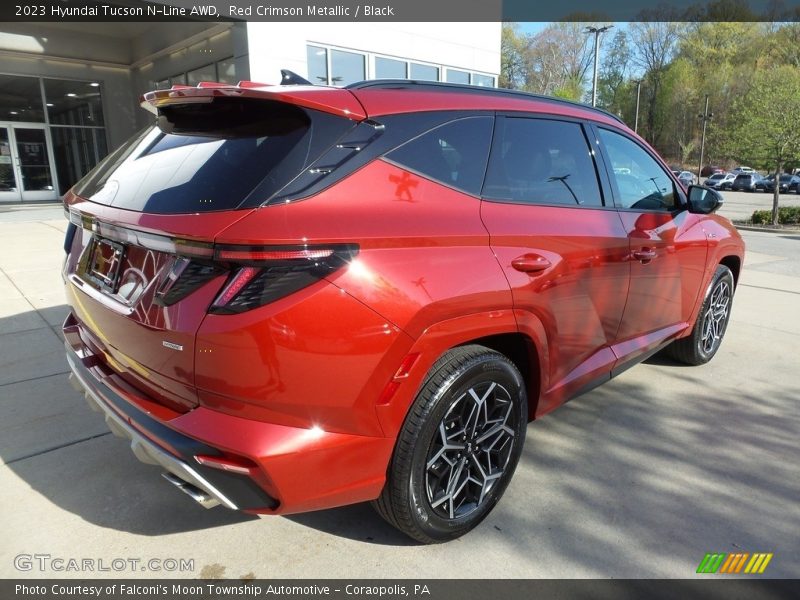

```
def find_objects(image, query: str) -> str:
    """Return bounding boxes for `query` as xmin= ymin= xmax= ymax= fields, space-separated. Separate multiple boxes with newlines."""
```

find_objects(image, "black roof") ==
xmin=345 ymin=79 xmax=625 ymax=125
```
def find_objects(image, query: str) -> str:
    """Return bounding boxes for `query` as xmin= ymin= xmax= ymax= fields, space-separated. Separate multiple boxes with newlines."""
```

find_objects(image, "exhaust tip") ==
xmin=162 ymin=472 xmax=220 ymax=509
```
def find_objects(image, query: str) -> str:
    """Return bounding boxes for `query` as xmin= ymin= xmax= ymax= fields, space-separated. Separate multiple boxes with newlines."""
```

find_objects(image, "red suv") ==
xmin=62 ymin=78 xmax=744 ymax=543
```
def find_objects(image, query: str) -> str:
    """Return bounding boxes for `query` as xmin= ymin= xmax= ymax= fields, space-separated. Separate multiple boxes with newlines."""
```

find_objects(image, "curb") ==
xmin=733 ymin=224 xmax=800 ymax=233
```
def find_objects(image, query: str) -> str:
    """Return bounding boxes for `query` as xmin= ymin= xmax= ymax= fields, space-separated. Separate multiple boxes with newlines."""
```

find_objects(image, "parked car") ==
xmin=61 ymin=76 xmax=745 ymax=543
xmin=705 ymin=172 xmax=729 ymax=189
xmin=700 ymin=165 xmax=724 ymax=177
xmin=678 ymin=171 xmax=698 ymax=186
xmin=731 ymin=172 xmax=761 ymax=192
xmin=712 ymin=172 xmax=736 ymax=190
xmin=757 ymin=173 xmax=800 ymax=194
xmin=731 ymin=166 xmax=755 ymax=174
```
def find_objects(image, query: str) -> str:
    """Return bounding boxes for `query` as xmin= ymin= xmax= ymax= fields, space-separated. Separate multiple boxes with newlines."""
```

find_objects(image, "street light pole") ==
xmin=634 ymin=79 xmax=642 ymax=133
xmin=584 ymin=25 xmax=613 ymax=107
xmin=697 ymin=95 xmax=713 ymax=182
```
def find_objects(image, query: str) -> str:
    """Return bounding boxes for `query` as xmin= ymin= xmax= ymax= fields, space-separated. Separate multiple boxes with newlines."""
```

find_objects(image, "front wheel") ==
xmin=373 ymin=345 xmax=527 ymax=543
xmin=667 ymin=265 xmax=735 ymax=365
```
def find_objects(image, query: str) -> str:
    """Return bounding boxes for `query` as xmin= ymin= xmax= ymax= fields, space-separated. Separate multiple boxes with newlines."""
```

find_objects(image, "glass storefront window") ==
xmin=0 ymin=129 xmax=17 ymax=192
xmin=51 ymin=127 xmax=108 ymax=195
xmin=410 ymin=63 xmax=439 ymax=81
xmin=187 ymin=63 xmax=216 ymax=86
xmin=43 ymin=79 xmax=104 ymax=127
xmin=216 ymin=58 xmax=237 ymax=84
xmin=0 ymin=75 xmax=45 ymax=123
xmin=375 ymin=57 xmax=406 ymax=79
xmin=446 ymin=69 xmax=470 ymax=84
xmin=472 ymin=74 xmax=495 ymax=87
xmin=330 ymin=49 xmax=365 ymax=86
xmin=307 ymin=45 xmax=328 ymax=84
xmin=14 ymin=128 xmax=54 ymax=192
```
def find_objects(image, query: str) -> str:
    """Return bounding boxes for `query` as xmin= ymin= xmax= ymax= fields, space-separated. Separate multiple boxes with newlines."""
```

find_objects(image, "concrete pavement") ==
xmin=0 ymin=203 xmax=798 ymax=579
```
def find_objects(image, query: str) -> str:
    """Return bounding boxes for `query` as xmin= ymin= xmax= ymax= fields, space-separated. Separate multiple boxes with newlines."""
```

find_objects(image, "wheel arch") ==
xmin=375 ymin=310 xmax=545 ymax=436
xmin=719 ymin=254 xmax=741 ymax=288
xmin=455 ymin=332 xmax=541 ymax=422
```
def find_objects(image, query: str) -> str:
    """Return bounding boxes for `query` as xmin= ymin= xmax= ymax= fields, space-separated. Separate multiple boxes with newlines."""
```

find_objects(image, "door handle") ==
xmin=632 ymin=247 xmax=657 ymax=263
xmin=511 ymin=254 xmax=551 ymax=274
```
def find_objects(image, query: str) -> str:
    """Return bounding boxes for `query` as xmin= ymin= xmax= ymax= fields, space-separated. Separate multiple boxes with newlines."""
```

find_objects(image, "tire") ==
xmin=373 ymin=345 xmax=527 ymax=543
xmin=667 ymin=265 xmax=735 ymax=366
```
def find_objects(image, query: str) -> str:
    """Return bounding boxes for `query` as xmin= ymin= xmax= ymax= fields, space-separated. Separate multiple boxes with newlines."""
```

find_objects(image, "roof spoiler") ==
xmin=139 ymin=70 xmax=366 ymax=120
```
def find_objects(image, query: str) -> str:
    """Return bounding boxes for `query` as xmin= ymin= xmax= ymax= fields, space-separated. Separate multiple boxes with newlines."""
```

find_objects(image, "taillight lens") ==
xmin=154 ymin=257 xmax=225 ymax=307
xmin=209 ymin=244 xmax=358 ymax=314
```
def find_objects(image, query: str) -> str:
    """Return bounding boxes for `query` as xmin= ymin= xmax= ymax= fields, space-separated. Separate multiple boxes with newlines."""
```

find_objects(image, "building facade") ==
xmin=0 ymin=21 xmax=500 ymax=204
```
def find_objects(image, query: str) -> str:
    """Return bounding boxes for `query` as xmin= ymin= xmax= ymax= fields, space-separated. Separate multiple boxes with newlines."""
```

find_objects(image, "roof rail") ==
xmin=345 ymin=79 xmax=625 ymax=125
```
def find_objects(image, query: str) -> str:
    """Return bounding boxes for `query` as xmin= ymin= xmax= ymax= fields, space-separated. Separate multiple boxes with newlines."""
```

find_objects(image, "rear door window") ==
xmin=73 ymin=98 xmax=354 ymax=214
xmin=482 ymin=117 xmax=604 ymax=207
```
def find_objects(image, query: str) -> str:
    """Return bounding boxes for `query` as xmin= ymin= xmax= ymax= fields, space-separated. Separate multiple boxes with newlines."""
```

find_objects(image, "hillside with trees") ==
xmin=500 ymin=19 xmax=800 ymax=224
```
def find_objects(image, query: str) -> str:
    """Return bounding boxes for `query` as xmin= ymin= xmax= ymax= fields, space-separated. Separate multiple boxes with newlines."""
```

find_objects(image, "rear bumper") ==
xmin=64 ymin=315 xmax=395 ymax=515
xmin=66 ymin=343 xmax=277 ymax=511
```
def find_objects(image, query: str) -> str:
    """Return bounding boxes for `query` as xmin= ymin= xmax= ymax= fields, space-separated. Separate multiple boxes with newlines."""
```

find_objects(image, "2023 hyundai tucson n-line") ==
xmin=62 ymin=77 xmax=744 ymax=543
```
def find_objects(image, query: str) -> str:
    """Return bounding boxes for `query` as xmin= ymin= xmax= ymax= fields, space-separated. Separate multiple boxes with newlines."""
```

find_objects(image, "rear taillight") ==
xmin=154 ymin=257 xmax=224 ymax=307
xmin=209 ymin=244 xmax=358 ymax=314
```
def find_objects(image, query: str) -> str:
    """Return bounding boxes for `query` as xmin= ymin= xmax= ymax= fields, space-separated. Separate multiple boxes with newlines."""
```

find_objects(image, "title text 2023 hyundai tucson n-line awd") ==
xmin=62 ymin=77 xmax=744 ymax=543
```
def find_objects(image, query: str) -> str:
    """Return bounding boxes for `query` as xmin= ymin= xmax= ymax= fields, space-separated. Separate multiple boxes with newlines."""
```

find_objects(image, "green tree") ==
xmin=628 ymin=20 xmax=685 ymax=147
xmin=596 ymin=29 xmax=631 ymax=113
xmin=500 ymin=23 xmax=528 ymax=90
xmin=719 ymin=66 xmax=800 ymax=225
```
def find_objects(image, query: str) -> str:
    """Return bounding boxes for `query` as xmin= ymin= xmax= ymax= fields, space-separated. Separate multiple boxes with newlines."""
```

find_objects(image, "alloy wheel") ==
xmin=424 ymin=381 xmax=517 ymax=520
xmin=700 ymin=278 xmax=731 ymax=355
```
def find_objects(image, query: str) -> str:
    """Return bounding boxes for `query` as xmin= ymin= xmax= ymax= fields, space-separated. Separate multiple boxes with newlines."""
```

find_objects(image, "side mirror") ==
xmin=687 ymin=185 xmax=723 ymax=214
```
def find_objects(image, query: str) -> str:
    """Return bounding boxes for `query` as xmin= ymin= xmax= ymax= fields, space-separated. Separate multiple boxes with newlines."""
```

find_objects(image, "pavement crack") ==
xmin=740 ymin=283 xmax=800 ymax=296
xmin=0 ymin=263 xmax=66 ymax=345
xmin=4 ymin=432 xmax=112 ymax=465
xmin=0 ymin=371 xmax=71 ymax=388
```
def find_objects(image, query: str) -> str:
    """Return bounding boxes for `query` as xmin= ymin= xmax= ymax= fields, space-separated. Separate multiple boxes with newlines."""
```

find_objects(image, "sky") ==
xmin=516 ymin=22 xmax=638 ymax=77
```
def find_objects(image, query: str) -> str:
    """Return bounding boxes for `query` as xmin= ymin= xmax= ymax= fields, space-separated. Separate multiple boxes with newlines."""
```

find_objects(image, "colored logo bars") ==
xmin=697 ymin=552 xmax=773 ymax=574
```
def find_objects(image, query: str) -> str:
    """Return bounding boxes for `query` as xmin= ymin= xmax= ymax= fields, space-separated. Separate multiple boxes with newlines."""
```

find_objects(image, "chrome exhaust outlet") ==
xmin=66 ymin=349 xmax=239 ymax=511
xmin=162 ymin=472 xmax=220 ymax=509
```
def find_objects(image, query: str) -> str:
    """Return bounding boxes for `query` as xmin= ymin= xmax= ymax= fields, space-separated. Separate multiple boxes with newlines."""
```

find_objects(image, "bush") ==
xmin=751 ymin=205 xmax=800 ymax=225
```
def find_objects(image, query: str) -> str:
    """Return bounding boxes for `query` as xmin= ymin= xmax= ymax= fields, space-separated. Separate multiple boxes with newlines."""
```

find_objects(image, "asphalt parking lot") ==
xmin=1 ymin=193 xmax=798 ymax=579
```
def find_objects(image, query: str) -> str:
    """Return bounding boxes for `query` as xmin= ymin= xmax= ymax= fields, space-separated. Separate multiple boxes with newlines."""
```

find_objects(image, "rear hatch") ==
xmin=63 ymin=84 xmax=362 ymax=412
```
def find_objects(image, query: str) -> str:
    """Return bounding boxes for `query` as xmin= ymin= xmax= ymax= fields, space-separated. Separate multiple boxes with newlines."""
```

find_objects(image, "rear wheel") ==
xmin=667 ymin=265 xmax=735 ymax=365
xmin=373 ymin=345 xmax=527 ymax=543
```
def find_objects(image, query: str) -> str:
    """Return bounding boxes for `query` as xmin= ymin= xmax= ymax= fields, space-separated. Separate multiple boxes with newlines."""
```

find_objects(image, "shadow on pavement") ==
xmin=479 ymin=361 xmax=800 ymax=577
xmin=3 ymin=304 xmax=799 ymax=566
xmin=2 ymin=304 xmax=404 ymax=543
xmin=1 ymin=305 xmax=256 ymax=536
xmin=285 ymin=504 xmax=417 ymax=546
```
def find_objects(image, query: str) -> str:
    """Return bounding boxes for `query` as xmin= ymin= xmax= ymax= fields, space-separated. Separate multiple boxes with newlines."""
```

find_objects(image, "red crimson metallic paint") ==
xmin=62 ymin=81 xmax=744 ymax=517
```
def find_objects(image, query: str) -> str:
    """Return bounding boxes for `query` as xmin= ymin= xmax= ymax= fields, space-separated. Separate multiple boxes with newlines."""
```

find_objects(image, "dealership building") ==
xmin=0 ymin=21 xmax=500 ymax=204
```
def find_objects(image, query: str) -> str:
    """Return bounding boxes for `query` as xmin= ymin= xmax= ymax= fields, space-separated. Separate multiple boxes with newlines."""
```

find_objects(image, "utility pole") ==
xmin=697 ymin=95 xmax=713 ymax=183
xmin=634 ymin=79 xmax=642 ymax=134
xmin=585 ymin=25 xmax=613 ymax=107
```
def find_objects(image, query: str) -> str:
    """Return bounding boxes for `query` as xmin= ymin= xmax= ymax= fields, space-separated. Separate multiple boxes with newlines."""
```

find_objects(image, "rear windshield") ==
xmin=72 ymin=98 xmax=354 ymax=214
